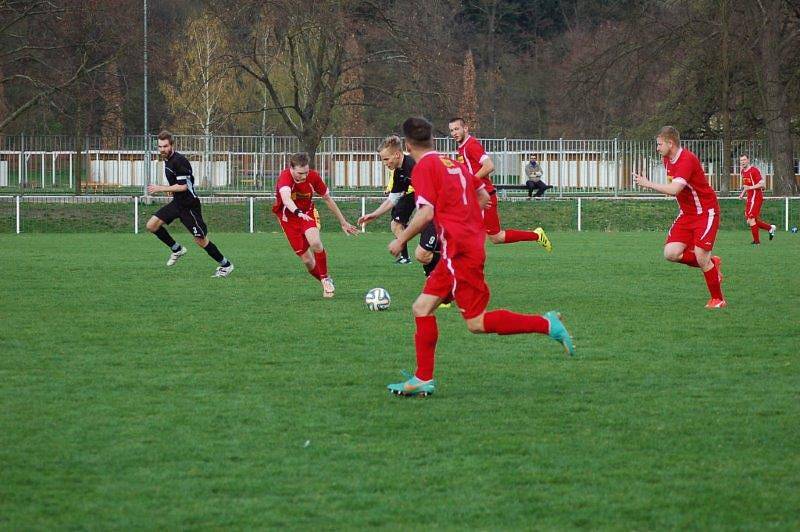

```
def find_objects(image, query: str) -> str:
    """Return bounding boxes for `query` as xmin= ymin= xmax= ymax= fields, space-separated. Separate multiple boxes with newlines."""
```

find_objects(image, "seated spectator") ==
xmin=525 ymin=154 xmax=553 ymax=198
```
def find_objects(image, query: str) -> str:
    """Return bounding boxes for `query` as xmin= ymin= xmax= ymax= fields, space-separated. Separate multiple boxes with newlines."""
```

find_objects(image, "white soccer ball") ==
xmin=365 ymin=287 xmax=391 ymax=311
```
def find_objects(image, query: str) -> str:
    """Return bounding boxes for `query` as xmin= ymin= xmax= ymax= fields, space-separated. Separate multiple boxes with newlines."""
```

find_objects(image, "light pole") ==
xmin=143 ymin=0 xmax=149 ymax=195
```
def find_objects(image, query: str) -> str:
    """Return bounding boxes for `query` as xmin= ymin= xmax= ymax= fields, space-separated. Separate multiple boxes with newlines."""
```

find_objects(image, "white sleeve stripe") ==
xmin=479 ymin=154 xmax=490 ymax=164
xmin=672 ymin=177 xmax=687 ymax=184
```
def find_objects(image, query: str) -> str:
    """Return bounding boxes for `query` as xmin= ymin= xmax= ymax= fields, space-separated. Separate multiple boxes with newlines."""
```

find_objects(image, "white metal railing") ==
xmin=3 ymin=195 xmax=798 ymax=234
xmin=1 ymin=135 xmax=797 ymax=194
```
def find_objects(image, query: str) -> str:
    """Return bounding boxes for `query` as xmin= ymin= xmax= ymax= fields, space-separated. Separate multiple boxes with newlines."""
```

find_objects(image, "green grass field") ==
xmin=1 ymin=230 xmax=798 ymax=529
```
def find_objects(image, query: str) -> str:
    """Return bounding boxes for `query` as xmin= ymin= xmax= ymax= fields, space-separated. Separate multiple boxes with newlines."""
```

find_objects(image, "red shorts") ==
xmin=423 ymin=247 xmax=490 ymax=319
xmin=277 ymin=208 xmax=320 ymax=255
xmin=665 ymin=210 xmax=720 ymax=251
xmin=745 ymin=196 xmax=763 ymax=219
xmin=482 ymin=193 xmax=501 ymax=236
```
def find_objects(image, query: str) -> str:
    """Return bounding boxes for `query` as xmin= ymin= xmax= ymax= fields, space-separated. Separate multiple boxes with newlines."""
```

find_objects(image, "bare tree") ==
xmin=741 ymin=0 xmax=799 ymax=194
xmin=223 ymin=0 xmax=403 ymax=161
xmin=460 ymin=50 xmax=479 ymax=131
xmin=0 ymin=0 xmax=125 ymax=132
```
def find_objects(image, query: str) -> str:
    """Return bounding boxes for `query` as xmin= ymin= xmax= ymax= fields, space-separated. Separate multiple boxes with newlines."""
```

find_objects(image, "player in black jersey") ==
xmin=145 ymin=131 xmax=234 ymax=277
xmin=357 ymin=135 xmax=442 ymax=276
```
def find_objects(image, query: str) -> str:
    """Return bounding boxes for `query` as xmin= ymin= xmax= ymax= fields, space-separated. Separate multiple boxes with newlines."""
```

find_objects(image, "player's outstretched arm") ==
xmin=357 ymin=196 xmax=396 ymax=226
xmin=389 ymin=205 xmax=432 ymax=257
xmin=147 ymin=183 xmax=188 ymax=194
xmin=321 ymin=193 xmax=359 ymax=235
xmin=633 ymin=172 xmax=685 ymax=196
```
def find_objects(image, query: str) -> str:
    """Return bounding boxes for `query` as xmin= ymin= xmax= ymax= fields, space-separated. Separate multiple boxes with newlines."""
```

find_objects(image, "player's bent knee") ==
xmin=146 ymin=217 xmax=161 ymax=232
xmin=488 ymin=232 xmax=504 ymax=244
xmin=194 ymin=236 xmax=208 ymax=247
xmin=412 ymin=298 xmax=437 ymax=317
xmin=465 ymin=316 xmax=485 ymax=334
xmin=664 ymin=248 xmax=682 ymax=262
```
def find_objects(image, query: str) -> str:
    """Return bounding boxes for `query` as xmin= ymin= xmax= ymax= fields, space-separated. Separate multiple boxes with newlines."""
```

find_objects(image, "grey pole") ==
xmin=143 ymin=0 xmax=149 ymax=196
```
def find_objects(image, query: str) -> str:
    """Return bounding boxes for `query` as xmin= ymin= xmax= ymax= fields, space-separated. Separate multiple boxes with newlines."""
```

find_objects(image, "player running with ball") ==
xmin=385 ymin=117 xmax=575 ymax=397
xmin=634 ymin=126 xmax=726 ymax=309
xmin=273 ymin=152 xmax=360 ymax=298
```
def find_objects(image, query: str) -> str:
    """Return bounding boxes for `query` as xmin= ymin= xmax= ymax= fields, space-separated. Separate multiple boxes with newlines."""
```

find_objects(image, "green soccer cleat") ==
xmin=544 ymin=311 xmax=575 ymax=356
xmin=534 ymin=227 xmax=552 ymax=253
xmin=387 ymin=371 xmax=436 ymax=397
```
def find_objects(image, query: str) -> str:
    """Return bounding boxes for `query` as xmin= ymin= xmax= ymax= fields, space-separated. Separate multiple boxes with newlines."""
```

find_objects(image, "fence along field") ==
xmin=2 ymin=135 xmax=799 ymax=194
xmin=2 ymin=194 xmax=799 ymax=235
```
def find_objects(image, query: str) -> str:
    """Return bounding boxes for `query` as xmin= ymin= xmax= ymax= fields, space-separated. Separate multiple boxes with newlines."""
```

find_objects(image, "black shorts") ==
xmin=155 ymin=200 xmax=208 ymax=238
xmin=419 ymin=222 xmax=439 ymax=252
xmin=391 ymin=194 xmax=415 ymax=225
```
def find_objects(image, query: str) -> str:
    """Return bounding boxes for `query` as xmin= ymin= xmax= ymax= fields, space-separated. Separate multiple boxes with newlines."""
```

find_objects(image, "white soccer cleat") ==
xmin=212 ymin=263 xmax=234 ymax=278
xmin=769 ymin=225 xmax=776 ymax=241
xmin=321 ymin=277 xmax=335 ymax=298
xmin=166 ymin=246 xmax=187 ymax=266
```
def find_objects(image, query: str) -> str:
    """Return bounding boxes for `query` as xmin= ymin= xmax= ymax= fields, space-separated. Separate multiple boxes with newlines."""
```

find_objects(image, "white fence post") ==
xmin=134 ymin=196 xmax=139 ymax=234
xmin=361 ymin=196 xmax=366 ymax=233
xmin=249 ymin=196 xmax=254 ymax=234
xmin=786 ymin=196 xmax=790 ymax=231
xmin=577 ymin=197 xmax=582 ymax=231
xmin=15 ymin=195 xmax=20 ymax=234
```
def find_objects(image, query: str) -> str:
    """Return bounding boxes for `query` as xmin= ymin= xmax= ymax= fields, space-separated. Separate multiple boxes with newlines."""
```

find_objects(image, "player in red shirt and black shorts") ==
xmin=634 ymin=126 xmax=726 ymax=309
xmin=448 ymin=118 xmax=552 ymax=253
xmin=272 ymin=152 xmax=359 ymax=298
xmin=385 ymin=117 xmax=575 ymax=397
xmin=738 ymin=154 xmax=776 ymax=245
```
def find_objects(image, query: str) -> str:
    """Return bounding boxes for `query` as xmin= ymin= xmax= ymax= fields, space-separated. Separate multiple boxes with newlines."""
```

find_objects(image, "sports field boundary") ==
xmin=1 ymin=195 xmax=798 ymax=234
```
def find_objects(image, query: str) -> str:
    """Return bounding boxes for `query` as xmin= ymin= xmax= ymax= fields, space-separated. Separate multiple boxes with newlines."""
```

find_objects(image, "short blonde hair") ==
xmin=658 ymin=126 xmax=680 ymax=145
xmin=379 ymin=135 xmax=403 ymax=153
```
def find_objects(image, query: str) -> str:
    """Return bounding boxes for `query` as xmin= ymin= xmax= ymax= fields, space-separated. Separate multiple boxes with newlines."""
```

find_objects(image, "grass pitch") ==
xmin=1 ymin=230 xmax=798 ymax=529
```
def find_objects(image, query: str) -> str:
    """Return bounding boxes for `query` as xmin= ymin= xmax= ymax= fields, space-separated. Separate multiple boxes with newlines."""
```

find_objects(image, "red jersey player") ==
xmin=738 ymin=154 xmax=776 ymax=245
xmin=385 ymin=117 xmax=574 ymax=397
xmin=272 ymin=152 xmax=359 ymax=298
xmin=448 ymin=117 xmax=552 ymax=252
xmin=633 ymin=126 xmax=726 ymax=309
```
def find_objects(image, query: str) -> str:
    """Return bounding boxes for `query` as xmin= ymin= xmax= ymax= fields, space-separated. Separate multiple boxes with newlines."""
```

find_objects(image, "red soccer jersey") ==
xmin=273 ymin=168 xmax=328 ymax=216
xmin=412 ymin=151 xmax=486 ymax=256
xmin=742 ymin=166 xmax=764 ymax=202
xmin=664 ymin=148 xmax=719 ymax=215
xmin=456 ymin=135 xmax=495 ymax=193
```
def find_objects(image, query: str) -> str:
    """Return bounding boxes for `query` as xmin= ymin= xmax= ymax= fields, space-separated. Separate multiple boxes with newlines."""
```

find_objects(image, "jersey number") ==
xmin=447 ymin=167 xmax=469 ymax=205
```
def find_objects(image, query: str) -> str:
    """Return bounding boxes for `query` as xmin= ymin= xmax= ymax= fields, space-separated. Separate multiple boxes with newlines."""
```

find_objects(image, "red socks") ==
xmin=703 ymin=266 xmax=724 ymax=300
xmin=414 ymin=316 xmax=438 ymax=381
xmin=751 ymin=225 xmax=760 ymax=243
xmin=483 ymin=309 xmax=549 ymax=335
xmin=679 ymin=250 xmax=700 ymax=268
xmin=756 ymin=220 xmax=772 ymax=230
xmin=314 ymin=250 xmax=328 ymax=278
xmin=502 ymin=229 xmax=539 ymax=243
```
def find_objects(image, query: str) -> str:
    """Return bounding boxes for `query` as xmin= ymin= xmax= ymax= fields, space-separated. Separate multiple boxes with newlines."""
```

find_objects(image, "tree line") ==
xmin=1 ymin=0 xmax=798 ymax=191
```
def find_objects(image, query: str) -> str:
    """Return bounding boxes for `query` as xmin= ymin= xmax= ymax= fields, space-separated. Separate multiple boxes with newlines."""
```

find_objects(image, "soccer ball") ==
xmin=365 ymin=287 xmax=391 ymax=311
xmin=791 ymin=226 xmax=798 ymax=234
